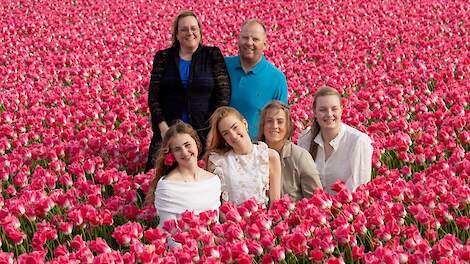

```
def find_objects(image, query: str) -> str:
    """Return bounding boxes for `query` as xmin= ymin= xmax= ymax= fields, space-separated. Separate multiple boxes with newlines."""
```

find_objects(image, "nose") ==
xmin=181 ymin=147 xmax=191 ymax=156
xmin=227 ymin=129 xmax=238 ymax=140
xmin=272 ymin=120 xmax=279 ymax=128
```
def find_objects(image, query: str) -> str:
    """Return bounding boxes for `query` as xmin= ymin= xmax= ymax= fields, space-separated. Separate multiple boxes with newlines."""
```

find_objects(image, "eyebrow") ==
xmin=220 ymin=122 xmax=237 ymax=134
xmin=171 ymin=141 xmax=191 ymax=149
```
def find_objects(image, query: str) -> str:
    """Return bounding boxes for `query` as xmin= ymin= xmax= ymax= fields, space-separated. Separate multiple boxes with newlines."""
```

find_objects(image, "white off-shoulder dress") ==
xmin=155 ymin=175 xmax=221 ymax=228
xmin=209 ymin=142 xmax=270 ymax=205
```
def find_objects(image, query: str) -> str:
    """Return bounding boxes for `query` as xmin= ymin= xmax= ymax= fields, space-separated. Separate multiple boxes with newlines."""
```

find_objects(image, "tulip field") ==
xmin=0 ymin=0 xmax=469 ymax=262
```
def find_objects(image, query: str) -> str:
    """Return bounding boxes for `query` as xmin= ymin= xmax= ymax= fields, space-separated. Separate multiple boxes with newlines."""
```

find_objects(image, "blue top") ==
xmin=179 ymin=58 xmax=192 ymax=122
xmin=225 ymin=55 xmax=288 ymax=139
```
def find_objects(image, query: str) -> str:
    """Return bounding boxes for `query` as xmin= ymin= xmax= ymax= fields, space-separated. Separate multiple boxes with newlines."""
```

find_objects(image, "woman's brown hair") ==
xmin=308 ymin=87 xmax=342 ymax=160
xmin=170 ymin=10 xmax=203 ymax=48
xmin=258 ymin=100 xmax=293 ymax=142
xmin=145 ymin=120 xmax=202 ymax=206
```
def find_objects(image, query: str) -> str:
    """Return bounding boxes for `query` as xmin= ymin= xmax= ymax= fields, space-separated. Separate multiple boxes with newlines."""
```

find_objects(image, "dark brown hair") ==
xmin=145 ymin=120 xmax=202 ymax=206
xmin=308 ymin=87 xmax=342 ymax=160
xmin=170 ymin=10 xmax=203 ymax=47
xmin=258 ymin=100 xmax=293 ymax=142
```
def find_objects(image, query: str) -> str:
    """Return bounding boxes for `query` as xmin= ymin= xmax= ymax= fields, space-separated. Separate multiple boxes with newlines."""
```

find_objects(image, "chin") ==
xmin=319 ymin=122 xmax=337 ymax=129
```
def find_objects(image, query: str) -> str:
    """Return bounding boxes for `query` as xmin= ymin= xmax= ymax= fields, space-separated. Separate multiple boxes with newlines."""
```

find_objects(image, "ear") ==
xmin=242 ymin=119 xmax=249 ymax=130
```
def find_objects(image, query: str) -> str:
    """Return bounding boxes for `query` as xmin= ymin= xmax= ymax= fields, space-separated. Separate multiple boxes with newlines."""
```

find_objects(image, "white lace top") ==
xmin=209 ymin=142 xmax=270 ymax=205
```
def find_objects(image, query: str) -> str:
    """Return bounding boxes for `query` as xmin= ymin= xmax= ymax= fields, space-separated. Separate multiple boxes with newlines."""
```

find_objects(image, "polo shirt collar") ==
xmin=313 ymin=123 xmax=345 ymax=150
xmin=235 ymin=55 xmax=267 ymax=74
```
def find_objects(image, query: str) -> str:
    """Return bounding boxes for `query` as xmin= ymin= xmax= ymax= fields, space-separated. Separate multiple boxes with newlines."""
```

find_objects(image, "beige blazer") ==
xmin=280 ymin=141 xmax=322 ymax=201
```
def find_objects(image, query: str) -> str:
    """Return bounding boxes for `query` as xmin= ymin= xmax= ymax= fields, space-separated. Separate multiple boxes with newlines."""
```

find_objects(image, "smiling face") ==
xmin=238 ymin=21 xmax=266 ymax=65
xmin=263 ymin=108 xmax=288 ymax=147
xmin=314 ymin=95 xmax=342 ymax=131
xmin=168 ymin=133 xmax=198 ymax=166
xmin=217 ymin=114 xmax=250 ymax=150
xmin=176 ymin=16 xmax=201 ymax=51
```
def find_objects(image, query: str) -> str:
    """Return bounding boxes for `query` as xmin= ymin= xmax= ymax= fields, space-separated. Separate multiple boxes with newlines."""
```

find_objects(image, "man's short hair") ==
xmin=241 ymin=19 xmax=267 ymax=36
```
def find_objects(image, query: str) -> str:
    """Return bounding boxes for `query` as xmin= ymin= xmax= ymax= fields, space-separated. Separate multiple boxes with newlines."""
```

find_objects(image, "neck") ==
xmin=233 ymin=140 xmax=253 ymax=155
xmin=179 ymin=46 xmax=197 ymax=60
xmin=240 ymin=56 xmax=262 ymax=73
xmin=320 ymin=125 xmax=341 ymax=144
xmin=267 ymin=139 xmax=286 ymax=154
xmin=176 ymin=163 xmax=199 ymax=181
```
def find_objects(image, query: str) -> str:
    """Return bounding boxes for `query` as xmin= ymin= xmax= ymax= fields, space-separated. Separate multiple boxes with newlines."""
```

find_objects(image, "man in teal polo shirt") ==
xmin=225 ymin=19 xmax=288 ymax=139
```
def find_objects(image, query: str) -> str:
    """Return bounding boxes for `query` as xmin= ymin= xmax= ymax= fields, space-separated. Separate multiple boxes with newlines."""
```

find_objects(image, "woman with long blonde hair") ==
xmin=206 ymin=106 xmax=281 ymax=207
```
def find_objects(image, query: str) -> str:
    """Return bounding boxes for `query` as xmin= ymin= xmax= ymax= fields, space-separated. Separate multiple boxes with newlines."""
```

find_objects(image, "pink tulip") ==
xmin=88 ymin=238 xmax=112 ymax=254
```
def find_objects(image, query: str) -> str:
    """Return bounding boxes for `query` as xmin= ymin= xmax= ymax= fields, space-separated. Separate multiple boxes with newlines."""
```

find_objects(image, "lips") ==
xmin=180 ymin=153 xmax=195 ymax=161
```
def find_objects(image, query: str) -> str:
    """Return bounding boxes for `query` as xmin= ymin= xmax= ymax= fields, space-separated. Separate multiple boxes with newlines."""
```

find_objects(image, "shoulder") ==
xmin=297 ymin=127 xmax=312 ymax=148
xmin=198 ymin=168 xmax=219 ymax=180
xmin=152 ymin=48 xmax=174 ymax=66
xmin=290 ymin=143 xmax=311 ymax=158
xmin=200 ymin=45 xmax=223 ymax=55
xmin=342 ymin=124 xmax=373 ymax=154
xmin=201 ymin=45 xmax=221 ymax=51
xmin=154 ymin=47 xmax=173 ymax=58
xmin=268 ymin=148 xmax=280 ymax=163
xmin=264 ymin=59 xmax=286 ymax=78
xmin=158 ymin=169 xmax=178 ymax=182
xmin=224 ymin=55 xmax=239 ymax=66
xmin=208 ymin=150 xmax=228 ymax=167
xmin=343 ymin=124 xmax=372 ymax=145
xmin=298 ymin=127 xmax=312 ymax=140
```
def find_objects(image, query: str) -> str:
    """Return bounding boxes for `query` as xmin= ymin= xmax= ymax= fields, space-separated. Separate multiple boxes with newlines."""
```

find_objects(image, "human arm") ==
xmin=148 ymin=50 xmax=169 ymax=138
xmin=268 ymin=148 xmax=281 ymax=205
xmin=345 ymin=136 xmax=373 ymax=191
xmin=158 ymin=122 xmax=169 ymax=139
xmin=206 ymin=158 xmax=216 ymax=173
xmin=298 ymin=150 xmax=322 ymax=199
xmin=209 ymin=47 xmax=231 ymax=112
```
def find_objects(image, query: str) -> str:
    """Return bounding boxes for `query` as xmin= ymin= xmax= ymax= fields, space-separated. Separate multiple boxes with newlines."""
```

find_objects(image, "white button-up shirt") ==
xmin=297 ymin=123 xmax=373 ymax=194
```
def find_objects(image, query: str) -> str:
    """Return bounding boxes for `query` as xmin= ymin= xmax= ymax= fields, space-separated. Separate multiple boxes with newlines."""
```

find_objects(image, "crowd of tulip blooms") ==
xmin=0 ymin=0 xmax=469 ymax=262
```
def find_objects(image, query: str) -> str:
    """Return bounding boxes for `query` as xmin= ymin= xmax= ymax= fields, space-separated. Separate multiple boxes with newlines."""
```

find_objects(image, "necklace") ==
xmin=177 ymin=167 xmax=198 ymax=182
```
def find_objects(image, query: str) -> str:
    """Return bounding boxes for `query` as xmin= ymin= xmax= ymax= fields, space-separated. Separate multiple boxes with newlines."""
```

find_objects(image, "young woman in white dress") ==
xmin=205 ymin=106 xmax=281 ymax=207
xmin=145 ymin=121 xmax=221 ymax=228
xmin=297 ymin=87 xmax=373 ymax=194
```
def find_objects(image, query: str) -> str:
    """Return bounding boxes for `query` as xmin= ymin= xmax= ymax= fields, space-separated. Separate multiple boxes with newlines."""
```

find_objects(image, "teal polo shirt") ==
xmin=225 ymin=55 xmax=288 ymax=139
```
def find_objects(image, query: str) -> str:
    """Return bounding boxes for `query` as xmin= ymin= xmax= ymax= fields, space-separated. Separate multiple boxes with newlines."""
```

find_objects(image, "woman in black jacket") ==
xmin=145 ymin=11 xmax=231 ymax=172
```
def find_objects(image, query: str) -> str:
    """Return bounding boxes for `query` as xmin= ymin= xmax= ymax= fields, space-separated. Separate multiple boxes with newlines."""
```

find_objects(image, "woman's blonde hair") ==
xmin=206 ymin=106 xmax=246 ymax=155
xmin=145 ymin=120 xmax=202 ymax=205
xmin=309 ymin=87 xmax=342 ymax=160
xmin=258 ymin=100 xmax=293 ymax=142
xmin=170 ymin=10 xmax=203 ymax=48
